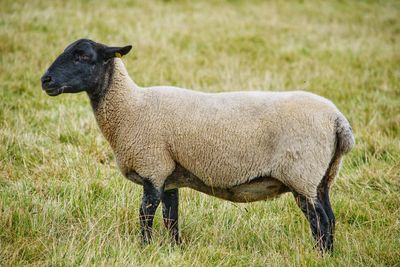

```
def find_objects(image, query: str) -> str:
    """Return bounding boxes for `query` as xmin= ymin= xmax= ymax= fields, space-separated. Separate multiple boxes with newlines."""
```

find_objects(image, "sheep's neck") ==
xmin=89 ymin=58 xmax=138 ymax=148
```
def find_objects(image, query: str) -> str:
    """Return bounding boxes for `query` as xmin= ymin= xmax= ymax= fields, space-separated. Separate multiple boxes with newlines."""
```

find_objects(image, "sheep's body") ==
xmin=93 ymin=59 xmax=354 ymax=200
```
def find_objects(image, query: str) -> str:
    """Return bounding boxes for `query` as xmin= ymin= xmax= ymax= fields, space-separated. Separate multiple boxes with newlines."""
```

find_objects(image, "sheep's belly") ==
xmin=224 ymin=177 xmax=290 ymax=202
xmin=126 ymin=165 xmax=290 ymax=203
xmin=166 ymin=165 xmax=290 ymax=203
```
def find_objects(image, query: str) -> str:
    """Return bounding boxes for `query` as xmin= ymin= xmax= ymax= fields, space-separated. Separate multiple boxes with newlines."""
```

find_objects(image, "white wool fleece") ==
xmin=93 ymin=59 xmax=354 ymax=198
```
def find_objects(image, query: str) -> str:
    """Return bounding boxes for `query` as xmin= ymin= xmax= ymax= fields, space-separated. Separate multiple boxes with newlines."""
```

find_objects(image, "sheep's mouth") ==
xmin=44 ymin=87 xmax=61 ymax=96
xmin=44 ymin=86 xmax=70 ymax=96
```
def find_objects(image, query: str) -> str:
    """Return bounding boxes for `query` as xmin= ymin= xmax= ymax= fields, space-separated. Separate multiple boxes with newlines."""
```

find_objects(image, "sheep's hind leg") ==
xmin=318 ymin=179 xmax=335 ymax=250
xmin=293 ymin=192 xmax=332 ymax=253
xmin=162 ymin=188 xmax=181 ymax=243
xmin=139 ymin=179 xmax=162 ymax=243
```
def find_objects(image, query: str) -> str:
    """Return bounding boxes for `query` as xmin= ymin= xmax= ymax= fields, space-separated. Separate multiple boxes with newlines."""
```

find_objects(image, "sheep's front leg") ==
xmin=139 ymin=179 xmax=162 ymax=243
xmin=162 ymin=188 xmax=180 ymax=243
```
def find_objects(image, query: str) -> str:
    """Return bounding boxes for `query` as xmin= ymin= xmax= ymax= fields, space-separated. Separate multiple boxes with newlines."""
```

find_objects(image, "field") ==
xmin=1 ymin=0 xmax=399 ymax=266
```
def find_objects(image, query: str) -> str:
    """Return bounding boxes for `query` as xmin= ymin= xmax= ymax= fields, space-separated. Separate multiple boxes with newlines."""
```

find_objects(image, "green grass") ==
xmin=1 ymin=0 xmax=399 ymax=266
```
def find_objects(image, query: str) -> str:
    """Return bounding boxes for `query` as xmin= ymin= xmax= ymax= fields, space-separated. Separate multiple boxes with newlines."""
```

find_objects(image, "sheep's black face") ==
xmin=41 ymin=39 xmax=132 ymax=96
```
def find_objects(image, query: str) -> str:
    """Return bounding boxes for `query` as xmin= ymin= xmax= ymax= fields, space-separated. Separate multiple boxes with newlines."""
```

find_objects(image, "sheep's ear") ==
xmin=103 ymin=45 xmax=132 ymax=60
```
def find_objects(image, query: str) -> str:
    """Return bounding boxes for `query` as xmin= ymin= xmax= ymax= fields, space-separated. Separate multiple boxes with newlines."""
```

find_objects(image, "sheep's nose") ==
xmin=41 ymin=75 xmax=52 ymax=84
xmin=41 ymin=74 xmax=53 ymax=88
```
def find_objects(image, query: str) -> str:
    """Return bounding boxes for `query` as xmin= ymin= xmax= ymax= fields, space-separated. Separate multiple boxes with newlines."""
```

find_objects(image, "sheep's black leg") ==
xmin=139 ymin=179 xmax=162 ymax=243
xmin=162 ymin=188 xmax=181 ymax=243
xmin=293 ymin=192 xmax=332 ymax=253
xmin=318 ymin=182 xmax=335 ymax=250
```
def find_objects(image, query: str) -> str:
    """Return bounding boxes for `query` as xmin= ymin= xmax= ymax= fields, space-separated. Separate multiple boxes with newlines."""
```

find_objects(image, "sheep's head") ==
xmin=41 ymin=39 xmax=132 ymax=96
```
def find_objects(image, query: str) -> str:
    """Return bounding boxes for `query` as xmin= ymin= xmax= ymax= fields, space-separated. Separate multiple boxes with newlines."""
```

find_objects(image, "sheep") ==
xmin=41 ymin=39 xmax=355 ymax=253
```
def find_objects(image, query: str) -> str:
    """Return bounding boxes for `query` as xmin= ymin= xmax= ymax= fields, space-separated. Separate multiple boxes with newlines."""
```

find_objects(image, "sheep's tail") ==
xmin=323 ymin=114 xmax=355 ymax=187
xmin=335 ymin=114 xmax=355 ymax=155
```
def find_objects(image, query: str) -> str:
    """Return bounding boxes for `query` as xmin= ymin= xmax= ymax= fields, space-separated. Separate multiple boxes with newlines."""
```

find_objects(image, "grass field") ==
xmin=1 ymin=0 xmax=399 ymax=266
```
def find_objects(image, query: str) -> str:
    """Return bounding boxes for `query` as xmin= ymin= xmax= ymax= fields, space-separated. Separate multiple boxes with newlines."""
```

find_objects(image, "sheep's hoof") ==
xmin=315 ymin=239 xmax=333 ymax=256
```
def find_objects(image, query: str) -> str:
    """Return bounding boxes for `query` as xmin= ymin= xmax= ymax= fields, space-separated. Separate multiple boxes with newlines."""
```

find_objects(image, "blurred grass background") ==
xmin=0 ymin=0 xmax=399 ymax=266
